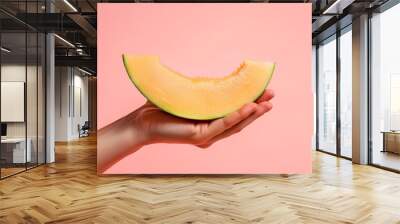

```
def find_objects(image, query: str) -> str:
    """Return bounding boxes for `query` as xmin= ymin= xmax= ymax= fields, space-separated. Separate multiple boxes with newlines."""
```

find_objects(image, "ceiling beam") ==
xmin=67 ymin=13 xmax=97 ymax=46
xmin=55 ymin=55 xmax=96 ymax=71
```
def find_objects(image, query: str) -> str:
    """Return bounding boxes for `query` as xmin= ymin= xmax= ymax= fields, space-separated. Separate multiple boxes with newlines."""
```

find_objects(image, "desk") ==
xmin=1 ymin=138 xmax=31 ymax=164
xmin=382 ymin=131 xmax=400 ymax=154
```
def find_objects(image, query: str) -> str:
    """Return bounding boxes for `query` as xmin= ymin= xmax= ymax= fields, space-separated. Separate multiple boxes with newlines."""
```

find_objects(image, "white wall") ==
xmin=55 ymin=67 xmax=70 ymax=141
xmin=55 ymin=67 xmax=89 ymax=141
xmin=1 ymin=64 xmax=46 ymax=163
xmin=1 ymin=65 xmax=27 ymax=143
xmin=1 ymin=65 xmax=40 ymax=137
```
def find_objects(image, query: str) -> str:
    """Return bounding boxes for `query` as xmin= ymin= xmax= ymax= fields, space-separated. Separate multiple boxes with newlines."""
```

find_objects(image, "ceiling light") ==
xmin=322 ymin=0 xmax=354 ymax=15
xmin=63 ymin=0 xmax=78 ymax=12
xmin=76 ymin=48 xmax=85 ymax=55
xmin=54 ymin=34 xmax=75 ymax=48
xmin=1 ymin=47 xmax=11 ymax=53
xmin=78 ymin=67 xmax=93 ymax=76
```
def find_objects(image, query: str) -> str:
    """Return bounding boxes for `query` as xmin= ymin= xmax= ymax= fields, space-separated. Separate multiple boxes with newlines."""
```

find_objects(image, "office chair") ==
xmin=79 ymin=121 xmax=90 ymax=138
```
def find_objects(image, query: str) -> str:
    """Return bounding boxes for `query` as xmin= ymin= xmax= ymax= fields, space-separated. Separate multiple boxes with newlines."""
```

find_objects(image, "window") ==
xmin=0 ymin=1 xmax=47 ymax=179
xmin=316 ymin=25 xmax=353 ymax=159
xmin=317 ymin=35 xmax=337 ymax=154
xmin=370 ymin=3 xmax=400 ymax=171
xmin=339 ymin=27 xmax=352 ymax=158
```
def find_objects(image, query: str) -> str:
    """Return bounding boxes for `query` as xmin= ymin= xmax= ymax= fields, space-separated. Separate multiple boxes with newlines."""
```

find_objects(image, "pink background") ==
xmin=98 ymin=3 xmax=312 ymax=174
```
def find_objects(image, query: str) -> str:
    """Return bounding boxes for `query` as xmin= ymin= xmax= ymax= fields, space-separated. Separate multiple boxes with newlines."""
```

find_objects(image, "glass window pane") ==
xmin=0 ymin=0 xmax=46 ymax=179
xmin=312 ymin=45 xmax=317 ymax=150
xmin=25 ymin=0 xmax=39 ymax=170
xmin=371 ymin=4 xmax=400 ymax=171
xmin=1 ymin=31 xmax=27 ymax=177
xmin=27 ymin=31 xmax=38 ymax=169
xmin=38 ymin=32 xmax=45 ymax=165
xmin=318 ymin=36 xmax=337 ymax=154
xmin=340 ymin=28 xmax=352 ymax=158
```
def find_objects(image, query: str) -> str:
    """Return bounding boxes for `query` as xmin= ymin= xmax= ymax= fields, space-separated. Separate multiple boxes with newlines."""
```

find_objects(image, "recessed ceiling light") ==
xmin=78 ymin=67 xmax=93 ymax=76
xmin=63 ymin=0 xmax=78 ymax=12
xmin=1 ymin=47 xmax=11 ymax=53
xmin=54 ymin=34 xmax=75 ymax=48
xmin=323 ymin=0 xmax=354 ymax=15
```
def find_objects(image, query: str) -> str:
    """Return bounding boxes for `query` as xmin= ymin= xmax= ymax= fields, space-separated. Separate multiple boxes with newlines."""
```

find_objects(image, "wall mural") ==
xmin=97 ymin=3 xmax=312 ymax=174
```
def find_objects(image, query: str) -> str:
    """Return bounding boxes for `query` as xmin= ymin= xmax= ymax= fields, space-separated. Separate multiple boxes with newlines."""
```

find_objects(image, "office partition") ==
xmin=0 ymin=0 xmax=47 ymax=179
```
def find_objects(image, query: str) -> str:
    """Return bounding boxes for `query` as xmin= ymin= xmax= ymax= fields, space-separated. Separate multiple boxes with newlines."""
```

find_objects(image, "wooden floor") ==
xmin=1 ymin=167 xmax=26 ymax=178
xmin=372 ymin=150 xmax=400 ymax=171
xmin=1 ymin=135 xmax=400 ymax=223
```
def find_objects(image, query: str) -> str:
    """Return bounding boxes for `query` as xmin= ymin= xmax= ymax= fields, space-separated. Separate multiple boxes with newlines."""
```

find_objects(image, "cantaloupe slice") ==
xmin=123 ymin=55 xmax=275 ymax=120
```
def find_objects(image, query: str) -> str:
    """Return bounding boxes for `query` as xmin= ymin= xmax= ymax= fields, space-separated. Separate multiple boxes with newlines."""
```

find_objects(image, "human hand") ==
xmin=132 ymin=89 xmax=274 ymax=148
xmin=98 ymin=89 xmax=274 ymax=172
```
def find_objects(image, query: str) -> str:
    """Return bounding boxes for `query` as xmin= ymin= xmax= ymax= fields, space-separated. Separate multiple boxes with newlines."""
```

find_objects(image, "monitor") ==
xmin=1 ymin=123 xmax=7 ymax=137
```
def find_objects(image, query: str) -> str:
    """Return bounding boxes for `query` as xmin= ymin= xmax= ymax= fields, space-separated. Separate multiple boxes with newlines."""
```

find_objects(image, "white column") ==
xmin=352 ymin=14 xmax=369 ymax=164
xmin=45 ymin=0 xmax=55 ymax=163
xmin=46 ymin=33 xmax=55 ymax=163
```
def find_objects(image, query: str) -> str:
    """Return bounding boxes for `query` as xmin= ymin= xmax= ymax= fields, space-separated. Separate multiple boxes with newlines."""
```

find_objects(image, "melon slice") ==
xmin=123 ymin=55 xmax=275 ymax=120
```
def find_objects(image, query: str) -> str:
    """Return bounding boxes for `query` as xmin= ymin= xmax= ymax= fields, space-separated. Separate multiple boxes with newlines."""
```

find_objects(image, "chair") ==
xmin=79 ymin=121 xmax=90 ymax=138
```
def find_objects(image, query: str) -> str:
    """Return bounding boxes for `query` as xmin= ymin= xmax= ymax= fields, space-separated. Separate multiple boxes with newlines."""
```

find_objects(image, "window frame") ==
xmin=315 ymin=24 xmax=353 ymax=161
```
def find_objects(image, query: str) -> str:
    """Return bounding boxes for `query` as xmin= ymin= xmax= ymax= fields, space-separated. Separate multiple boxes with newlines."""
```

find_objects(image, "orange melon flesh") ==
xmin=123 ymin=55 xmax=275 ymax=120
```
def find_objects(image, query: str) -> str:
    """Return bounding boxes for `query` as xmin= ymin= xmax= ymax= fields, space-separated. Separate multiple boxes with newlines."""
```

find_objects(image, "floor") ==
xmin=0 ymin=167 xmax=25 ymax=178
xmin=372 ymin=150 xmax=400 ymax=171
xmin=1 ymin=163 xmax=43 ymax=178
xmin=0 ymin=136 xmax=400 ymax=223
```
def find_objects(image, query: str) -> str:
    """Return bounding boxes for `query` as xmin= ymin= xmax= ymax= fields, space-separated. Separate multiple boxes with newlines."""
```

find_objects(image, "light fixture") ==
xmin=322 ymin=0 xmax=354 ymax=15
xmin=78 ymin=67 xmax=93 ymax=76
xmin=76 ymin=48 xmax=86 ymax=55
xmin=1 ymin=47 xmax=11 ymax=53
xmin=63 ymin=0 xmax=78 ymax=12
xmin=54 ymin=34 xmax=75 ymax=48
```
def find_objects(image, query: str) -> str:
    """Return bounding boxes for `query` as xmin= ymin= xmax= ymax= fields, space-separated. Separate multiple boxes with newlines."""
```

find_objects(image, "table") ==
xmin=1 ymin=138 xmax=32 ymax=164
xmin=381 ymin=131 xmax=400 ymax=154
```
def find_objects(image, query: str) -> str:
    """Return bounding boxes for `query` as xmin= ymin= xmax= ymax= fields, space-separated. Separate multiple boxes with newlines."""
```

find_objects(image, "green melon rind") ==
xmin=122 ymin=55 xmax=275 ymax=120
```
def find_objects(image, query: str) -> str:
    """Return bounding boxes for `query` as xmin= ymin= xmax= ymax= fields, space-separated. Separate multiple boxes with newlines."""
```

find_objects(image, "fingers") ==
xmin=222 ymin=102 xmax=272 ymax=138
xmin=205 ymin=89 xmax=274 ymax=140
xmin=194 ymin=103 xmax=258 ymax=144
xmin=256 ymin=89 xmax=274 ymax=103
xmin=197 ymin=101 xmax=273 ymax=148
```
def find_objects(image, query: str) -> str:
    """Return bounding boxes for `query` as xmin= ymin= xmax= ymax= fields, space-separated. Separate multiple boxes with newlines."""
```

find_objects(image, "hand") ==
xmin=133 ymin=89 xmax=275 ymax=148
xmin=98 ymin=89 xmax=274 ymax=173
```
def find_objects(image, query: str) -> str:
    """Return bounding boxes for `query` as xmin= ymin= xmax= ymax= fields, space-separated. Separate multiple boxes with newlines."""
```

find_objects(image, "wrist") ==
xmin=129 ymin=120 xmax=148 ymax=148
xmin=98 ymin=111 xmax=147 ymax=173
